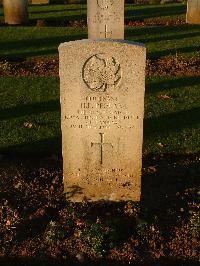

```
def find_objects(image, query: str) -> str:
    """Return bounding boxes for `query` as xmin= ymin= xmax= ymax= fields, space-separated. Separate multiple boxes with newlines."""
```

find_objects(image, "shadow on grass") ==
xmin=125 ymin=24 xmax=199 ymax=35
xmin=149 ymin=45 xmax=200 ymax=58
xmin=31 ymin=12 xmax=87 ymax=22
xmin=145 ymin=75 xmax=200 ymax=146
xmin=29 ymin=8 xmax=69 ymax=15
xmin=30 ymin=7 xmax=86 ymax=14
xmin=29 ymin=7 xmax=87 ymax=15
xmin=0 ymin=136 xmax=62 ymax=156
xmin=135 ymin=31 xmax=200 ymax=44
xmin=1 ymin=48 xmax=57 ymax=59
xmin=144 ymin=107 xmax=200 ymax=149
xmin=0 ymin=100 xmax=60 ymax=121
xmin=0 ymin=24 xmax=198 ymax=59
xmin=28 ymin=10 xmax=87 ymax=25
xmin=125 ymin=4 xmax=186 ymax=20
xmin=121 ymin=25 xmax=197 ymax=58
xmin=0 ymin=76 xmax=199 ymax=156
xmin=0 ymin=33 xmax=87 ymax=59
xmin=28 ymin=3 xmax=185 ymax=20
xmin=1 ymin=105 xmax=199 ymax=155
xmin=146 ymin=76 xmax=200 ymax=94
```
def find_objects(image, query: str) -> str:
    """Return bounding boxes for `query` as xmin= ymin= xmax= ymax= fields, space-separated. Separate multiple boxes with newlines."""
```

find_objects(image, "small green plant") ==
xmin=189 ymin=210 xmax=200 ymax=239
xmin=81 ymin=222 xmax=106 ymax=257
xmin=45 ymin=220 xmax=66 ymax=244
xmin=0 ymin=61 xmax=10 ymax=71
xmin=136 ymin=218 xmax=149 ymax=236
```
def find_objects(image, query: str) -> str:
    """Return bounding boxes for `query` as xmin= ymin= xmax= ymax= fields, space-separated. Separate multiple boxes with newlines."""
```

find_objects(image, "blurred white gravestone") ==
xmin=3 ymin=0 xmax=29 ymax=25
xmin=87 ymin=0 xmax=124 ymax=39
xmin=186 ymin=0 xmax=200 ymax=24
xmin=30 ymin=0 xmax=49 ymax=4
xmin=59 ymin=39 xmax=146 ymax=202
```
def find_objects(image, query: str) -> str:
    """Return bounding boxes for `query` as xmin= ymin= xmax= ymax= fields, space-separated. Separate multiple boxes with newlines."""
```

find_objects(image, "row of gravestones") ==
xmin=59 ymin=0 xmax=199 ymax=201
xmin=3 ymin=0 xmax=200 ymax=25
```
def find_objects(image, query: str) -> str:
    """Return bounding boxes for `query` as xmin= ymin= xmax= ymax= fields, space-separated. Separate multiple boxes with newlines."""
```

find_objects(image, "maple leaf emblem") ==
xmin=97 ymin=0 xmax=114 ymax=9
xmin=83 ymin=54 xmax=121 ymax=92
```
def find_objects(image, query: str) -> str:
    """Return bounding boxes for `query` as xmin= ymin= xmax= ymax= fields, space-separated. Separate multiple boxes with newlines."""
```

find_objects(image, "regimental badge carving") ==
xmin=97 ymin=0 xmax=114 ymax=9
xmin=82 ymin=54 xmax=121 ymax=92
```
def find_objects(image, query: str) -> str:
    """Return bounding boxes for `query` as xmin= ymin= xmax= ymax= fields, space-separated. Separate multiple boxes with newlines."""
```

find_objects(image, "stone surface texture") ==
xmin=3 ymin=0 xmax=28 ymax=25
xmin=87 ymin=0 xmax=124 ymax=39
xmin=186 ymin=0 xmax=200 ymax=24
xmin=59 ymin=39 xmax=146 ymax=202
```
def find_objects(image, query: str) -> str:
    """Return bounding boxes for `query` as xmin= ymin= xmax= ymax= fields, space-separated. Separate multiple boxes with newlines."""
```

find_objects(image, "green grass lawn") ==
xmin=0 ymin=24 xmax=199 ymax=59
xmin=0 ymin=3 xmax=199 ymax=157
xmin=0 ymin=3 xmax=199 ymax=59
xmin=0 ymin=76 xmax=199 ymax=156
xmin=0 ymin=27 xmax=86 ymax=59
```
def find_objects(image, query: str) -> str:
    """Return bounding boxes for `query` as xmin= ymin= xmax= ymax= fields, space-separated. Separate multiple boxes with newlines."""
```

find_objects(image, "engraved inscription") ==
xmin=92 ymin=12 xmax=121 ymax=24
xmin=68 ymin=168 xmax=135 ymax=183
xmin=91 ymin=133 xmax=113 ymax=164
xmin=82 ymin=54 xmax=121 ymax=92
xmin=97 ymin=0 xmax=114 ymax=9
xmin=64 ymin=96 xmax=138 ymax=130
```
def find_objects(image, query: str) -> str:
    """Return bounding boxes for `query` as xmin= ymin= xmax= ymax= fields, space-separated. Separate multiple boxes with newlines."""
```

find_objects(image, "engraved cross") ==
xmin=100 ymin=25 xmax=113 ymax=38
xmin=91 ymin=133 xmax=113 ymax=164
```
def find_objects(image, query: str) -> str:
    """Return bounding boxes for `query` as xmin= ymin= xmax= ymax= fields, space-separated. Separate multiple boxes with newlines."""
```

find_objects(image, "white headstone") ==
xmin=30 ymin=0 xmax=49 ymax=4
xmin=186 ymin=0 xmax=200 ymax=24
xmin=87 ymin=0 xmax=124 ymax=39
xmin=59 ymin=39 xmax=146 ymax=202
xmin=3 ymin=0 xmax=29 ymax=25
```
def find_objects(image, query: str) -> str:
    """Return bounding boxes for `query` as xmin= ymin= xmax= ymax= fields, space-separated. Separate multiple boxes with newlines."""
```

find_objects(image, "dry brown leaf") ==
xmin=158 ymin=142 xmax=165 ymax=148
xmin=6 ymin=220 xmax=11 ymax=226
xmin=147 ymin=166 xmax=157 ymax=173
xmin=23 ymin=122 xmax=34 ymax=129
xmin=158 ymin=95 xmax=172 ymax=100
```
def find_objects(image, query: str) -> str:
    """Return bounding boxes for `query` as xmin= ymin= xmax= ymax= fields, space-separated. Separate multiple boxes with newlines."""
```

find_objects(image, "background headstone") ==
xmin=59 ymin=39 xmax=146 ymax=202
xmin=87 ymin=0 xmax=124 ymax=39
xmin=3 ymin=0 xmax=29 ymax=25
xmin=186 ymin=0 xmax=200 ymax=24
xmin=29 ymin=0 xmax=49 ymax=4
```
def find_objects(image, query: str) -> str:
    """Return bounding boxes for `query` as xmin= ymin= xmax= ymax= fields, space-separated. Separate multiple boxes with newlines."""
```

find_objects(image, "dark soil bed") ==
xmin=0 ymin=18 xmax=186 ymax=28
xmin=0 ymin=55 xmax=199 ymax=77
xmin=126 ymin=18 xmax=185 ymax=27
xmin=0 ymin=153 xmax=199 ymax=266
